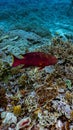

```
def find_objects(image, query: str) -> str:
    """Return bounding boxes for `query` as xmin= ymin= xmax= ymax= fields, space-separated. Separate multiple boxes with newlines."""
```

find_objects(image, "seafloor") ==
xmin=0 ymin=0 xmax=73 ymax=130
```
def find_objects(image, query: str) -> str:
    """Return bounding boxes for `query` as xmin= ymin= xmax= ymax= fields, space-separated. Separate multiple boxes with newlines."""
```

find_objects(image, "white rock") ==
xmin=56 ymin=120 xmax=63 ymax=129
xmin=1 ymin=111 xmax=7 ymax=119
xmin=16 ymin=117 xmax=31 ymax=130
xmin=3 ymin=112 xmax=17 ymax=125
xmin=44 ymin=66 xmax=55 ymax=73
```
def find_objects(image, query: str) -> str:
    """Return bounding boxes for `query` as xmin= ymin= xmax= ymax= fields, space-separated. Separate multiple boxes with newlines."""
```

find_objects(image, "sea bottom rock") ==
xmin=2 ymin=112 xmax=17 ymax=125
xmin=16 ymin=117 xmax=31 ymax=130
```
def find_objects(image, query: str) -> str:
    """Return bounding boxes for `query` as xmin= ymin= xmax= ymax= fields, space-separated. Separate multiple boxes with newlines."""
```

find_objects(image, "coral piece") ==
xmin=10 ymin=35 xmax=19 ymax=41
xmin=33 ymin=108 xmax=42 ymax=116
xmin=24 ymin=91 xmax=38 ymax=112
xmin=16 ymin=117 xmax=31 ymax=130
xmin=2 ymin=112 xmax=17 ymax=125
xmin=38 ymin=110 xmax=60 ymax=127
xmin=0 ymin=35 xmax=9 ymax=43
xmin=18 ymin=73 xmax=28 ymax=86
xmin=56 ymin=78 xmax=66 ymax=89
xmin=56 ymin=119 xmax=70 ymax=130
xmin=35 ymin=84 xmax=58 ymax=106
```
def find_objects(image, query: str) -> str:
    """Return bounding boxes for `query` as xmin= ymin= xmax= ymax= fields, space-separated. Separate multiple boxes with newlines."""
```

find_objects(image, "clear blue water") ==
xmin=0 ymin=0 xmax=73 ymax=37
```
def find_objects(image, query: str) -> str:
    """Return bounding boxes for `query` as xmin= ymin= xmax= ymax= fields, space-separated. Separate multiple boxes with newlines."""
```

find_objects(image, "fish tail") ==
xmin=11 ymin=55 xmax=23 ymax=67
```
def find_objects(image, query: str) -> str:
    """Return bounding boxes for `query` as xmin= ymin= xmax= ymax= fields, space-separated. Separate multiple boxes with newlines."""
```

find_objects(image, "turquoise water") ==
xmin=0 ymin=0 xmax=73 ymax=37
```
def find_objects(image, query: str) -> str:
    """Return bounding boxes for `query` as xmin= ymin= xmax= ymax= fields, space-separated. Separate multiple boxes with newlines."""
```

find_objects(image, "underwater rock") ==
xmin=52 ymin=99 xmax=71 ymax=119
xmin=1 ymin=111 xmax=7 ymax=119
xmin=18 ymin=73 xmax=28 ymax=87
xmin=2 ymin=112 xmax=17 ymax=125
xmin=38 ymin=110 xmax=59 ymax=128
xmin=44 ymin=66 xmax=55 ymax=73
xmin=16 ymin=117 xmax=31 ymax=130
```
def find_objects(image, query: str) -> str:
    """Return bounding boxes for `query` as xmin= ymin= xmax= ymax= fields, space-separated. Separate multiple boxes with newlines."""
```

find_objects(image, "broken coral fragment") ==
xmin=2 ymin=112 xmax=17 ymax=125
xmin=0 ymin=35 xmax=9 ymax=42
xmin=16 ymin=117 xmax=31 ymax=130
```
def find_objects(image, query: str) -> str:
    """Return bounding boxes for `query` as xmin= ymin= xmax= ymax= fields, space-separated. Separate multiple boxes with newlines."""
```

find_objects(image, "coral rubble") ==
xmin=0 ymin=34 xmax=73 ymax=129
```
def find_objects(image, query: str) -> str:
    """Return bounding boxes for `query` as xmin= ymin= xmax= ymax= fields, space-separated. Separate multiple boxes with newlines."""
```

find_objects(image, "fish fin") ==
xmin=11 ymin=55 xmax=23 ymax=67
xmin=38 ymin=66 xmax=45 ymax=70
xmin=21 ymin=54 xmax=26 ymax=57
xmin=10 ymin=55 xmax=15 ymax=66
xmin=18 ymin=55 xmax=24 ymax=59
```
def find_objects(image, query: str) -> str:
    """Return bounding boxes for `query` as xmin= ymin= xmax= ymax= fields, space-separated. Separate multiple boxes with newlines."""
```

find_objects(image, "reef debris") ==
xmin=16 ymin=117 xmax=31 ymax=130
xmin=0 ymin=35 xmax=73 ymax=129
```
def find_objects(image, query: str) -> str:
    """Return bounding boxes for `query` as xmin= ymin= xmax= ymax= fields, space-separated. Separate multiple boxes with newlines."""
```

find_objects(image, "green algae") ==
xmin=65 ymin=79 xmax=72 ymax=90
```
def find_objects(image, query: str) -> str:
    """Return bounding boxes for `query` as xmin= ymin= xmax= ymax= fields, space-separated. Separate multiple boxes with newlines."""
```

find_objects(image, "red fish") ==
xmin=12 ymin=52 xmax=57 ymax=69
